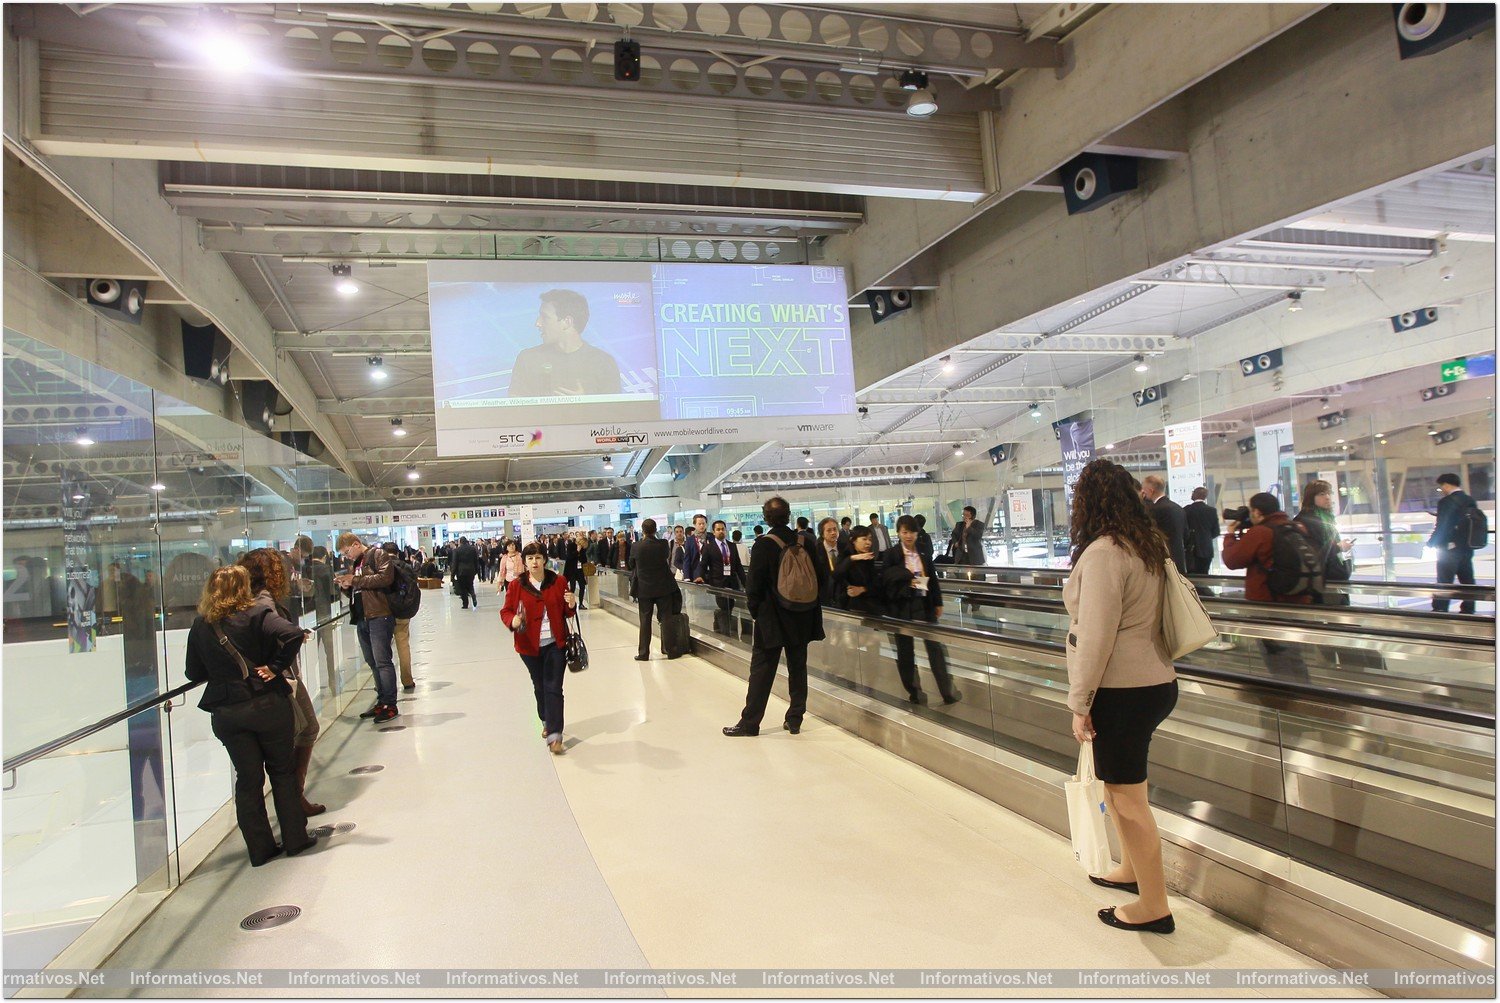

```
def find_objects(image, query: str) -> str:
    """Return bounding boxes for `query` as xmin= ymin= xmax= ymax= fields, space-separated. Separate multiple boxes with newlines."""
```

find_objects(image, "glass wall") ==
xmin=1 ymin=330 xmax=388 ymax=969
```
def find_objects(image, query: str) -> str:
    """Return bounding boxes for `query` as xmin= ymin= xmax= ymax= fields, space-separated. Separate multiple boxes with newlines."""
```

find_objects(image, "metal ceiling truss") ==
xmin=389 ymin=476 xmax=617 ymax=501
xmin=958 ymin=333 xmax=1179 ymax=355
xmin=860 ymin=388 xmax=1057 ymax=406
xmin=722 ymin=463 xmax=930 ymax=490
xmin=318 ymin=396 xmax=434 ymax=416
xmin=261 ymin=233 xmax=812 ymax=264
xmin=279 ymin=332 xmax=432 ymax=354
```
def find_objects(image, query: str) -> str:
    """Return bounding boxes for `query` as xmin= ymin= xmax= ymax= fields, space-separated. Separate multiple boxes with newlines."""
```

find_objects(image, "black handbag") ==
xmin=564 ymin=613 xmax=589 ymax=673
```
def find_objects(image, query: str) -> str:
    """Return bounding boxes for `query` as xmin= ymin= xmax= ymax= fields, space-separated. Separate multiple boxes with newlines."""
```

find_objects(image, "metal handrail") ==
xmin=938 ymin=564 xmax=1496 ymax=601
xmin=1 ymin=608 xmax=352 ymax=776
xmin=653 ymin=573 xmax=1497 ymax=731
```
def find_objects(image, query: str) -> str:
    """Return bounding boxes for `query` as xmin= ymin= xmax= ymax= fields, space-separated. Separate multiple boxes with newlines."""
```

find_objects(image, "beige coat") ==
xmin=1062 ymin=536 xmax=1176 ymax=715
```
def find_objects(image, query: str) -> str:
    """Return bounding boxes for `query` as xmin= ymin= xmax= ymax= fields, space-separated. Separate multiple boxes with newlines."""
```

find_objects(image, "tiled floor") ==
xmin=78 ymin=594 xmax=1372 ymax=997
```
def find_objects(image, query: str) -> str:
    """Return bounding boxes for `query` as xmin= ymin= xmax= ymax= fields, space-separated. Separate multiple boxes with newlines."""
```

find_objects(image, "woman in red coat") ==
xmin=500 ymin=542 xmax=577 ymax=754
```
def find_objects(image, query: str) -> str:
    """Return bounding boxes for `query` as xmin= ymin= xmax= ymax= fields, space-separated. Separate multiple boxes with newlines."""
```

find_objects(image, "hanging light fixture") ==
xmin=391 ymin=417 xmax=406 ymax=437
xmin=368 ymin=356 xmax=387 ymax=381
xmin=803 ymin=449 xmax=814 ymax=464
xmin=406 ymin=465 xmax=419 ymax=481
xmin=940 ymin=355 xmax=954 ymax=374
xmin=603 ymin=455 xmax=614 ymax=471
xmin=74 ymin=428 xmax=95 ymax=446
xmin=332 ymin=263 xmax=358 ymax=296
xmin=1133 ymin=354 xmax=1149 ymax=373
xmin=953 ymin=443 xmax=964 ymax=457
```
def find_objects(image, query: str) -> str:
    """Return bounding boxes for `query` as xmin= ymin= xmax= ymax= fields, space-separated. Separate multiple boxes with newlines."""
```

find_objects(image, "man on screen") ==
xmin=508 ymin=289 xmax=624 ymax=399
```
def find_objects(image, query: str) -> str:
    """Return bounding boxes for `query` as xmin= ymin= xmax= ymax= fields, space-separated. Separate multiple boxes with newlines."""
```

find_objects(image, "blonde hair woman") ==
xmin=185 ymin=566 xmax=317 ymax=866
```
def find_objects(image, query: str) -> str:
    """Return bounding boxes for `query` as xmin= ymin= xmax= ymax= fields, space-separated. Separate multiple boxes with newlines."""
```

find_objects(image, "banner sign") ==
xmin=1254 ymin=422 xmax=1296 ymax=509
xmin=1164 ymin=421 xmax=1204 ymax=504
xmin=518 ymin=505 xmax=536 ymax=547
xmin=1007 ymin=489 xmax=1036 ymax=529
xmin=1059 ymin=418 xmax=1095 ymax=509
xmin=61 ymin=469 xmax=97 ymax=653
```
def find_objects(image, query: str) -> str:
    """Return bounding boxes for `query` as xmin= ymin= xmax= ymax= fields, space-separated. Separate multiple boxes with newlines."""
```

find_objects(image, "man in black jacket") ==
xmin=627 ymin=519 xmax=677 ymax=660
xmin=724 ymin=497 xmax=828 ymax=737
xmin=1430 ymin=472 xmax=1479 ymax=614
xmin=948 ymin=505 xmax=987 ymax=565
xmin=695 ymin=518 xmax=745 ymax=633
xmin=1183 ymin=486 xmax=1219 ymax=575
xmin=1141 ymin=475 xmax=1188 ymax=575
xmin=450 ymin=536 xmax=480 ymax=609
xmin=880 ymin=515 xmax=960 ymax=705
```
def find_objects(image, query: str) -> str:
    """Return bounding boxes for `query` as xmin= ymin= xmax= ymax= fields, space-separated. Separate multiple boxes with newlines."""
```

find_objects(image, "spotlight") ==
xmin=1427 ymin=425 xmax=1438 ymax=436
xmin=940 ymin=355 xmax=954 ymax=374
xmin=803 ymin=449 xmax=813 ymax=464
xmin=953 ymin=444 xmax=965 ymax=457
xmin=406 ymin=465 xmax=419 ymax=481
xmin=1133 ymin=354 xmax=1149 ymax=373
xmin=1287 ymin=290 xmax=1303 ymax=312
xmin=1104 ymin=443 xmax=1115 ymax=450
xmin=149 ymin=482 xmax=167 ymax=492
xmin=200 ymin=27 xmax=255 ymax=75
xmin=899 ymin=69 xmax=929 ymax=90
xmin=390 ymin=417 xmax=406 ymax=437
xmin=368 ymin=356 xmax=387 ymax=381
xmin=71 ymin=493 xmax=86 ymax=501
xmin=1028 ymin=403 xmax=1041 ymax=419
xmin=331 ymin=263 xmax=358 ymax=296
xmin=75 ymin=428 xmax=95 ymax=446
xmin=603 ymin=455 xmax=614 ymax=471
xmin=1336 ymin=438 xmax=1345 ymax=444
xmin=906 ymin=88 xmax=938 ymax=118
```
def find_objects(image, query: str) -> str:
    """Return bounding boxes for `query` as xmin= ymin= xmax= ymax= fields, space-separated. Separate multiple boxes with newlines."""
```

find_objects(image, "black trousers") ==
xmin=455 ymin=573 xmax=478 ymax=608
xmin=567 ymin=572 xmax=586 ymax=605
xmin=1187 ymin=553 xmax=1214 ymax=576
xmin=637 ymin=594 xmax=670 ymax=657
xmin=520 ymin=642 xmax=566 ymax=738
xmin=1434 ymin=549 xmax=1477 ymax=613
xmin=891 ymin=600 xmax=955 ymax=700
xmin=210 ymin=694 xmax=309 ymax=863
xmin=738 ymin=642 xmax=809 ymax=729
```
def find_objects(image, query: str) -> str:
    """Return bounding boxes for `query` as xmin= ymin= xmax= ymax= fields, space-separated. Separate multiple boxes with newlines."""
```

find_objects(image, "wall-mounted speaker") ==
xmin=181 ymin=321 xmax=232 ymax=386
xmin=1060 ymin=153 xmax=1140 ymax=215
xmin=1421 ymin=383 xmax=1455 ymax=402
xmin=1391 ymin=307 xmax=1439 ymax=332
xmin=1316 ymin=410 xmax=1348 ymax=430
xmin=1132 ymin=384 xmax=1168 ymax=407
xmin=239 ymin=380 xmax=279 ymax=435
xmin=1236 ymin=436 xmax=1257 ymax=455
xmin=87 ymin=279 xmax=146 ymax=325
xmin=1239 ymin=348 xmax=1284 ymax=376
xmin=866 ymin=288 xmax=913 ymax=324
xmin=988 ymin=443 xmax=1017 ymax=465
xmin=278 ymin=430 xmax=326 ymax=459
xmin=1394 ymin=3 xmax=1494 ymax=59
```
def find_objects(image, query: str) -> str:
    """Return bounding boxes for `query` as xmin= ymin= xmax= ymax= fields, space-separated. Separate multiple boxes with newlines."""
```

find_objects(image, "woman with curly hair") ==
xmin=239 ymin=548 xmax=324 ymax=817
xmin=1063 ymin=458 xmax=1178 ymax=934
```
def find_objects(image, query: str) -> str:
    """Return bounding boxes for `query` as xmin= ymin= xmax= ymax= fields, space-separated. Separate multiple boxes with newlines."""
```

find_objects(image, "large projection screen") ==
xmin=429 ymin=261 xmax=858 ymax=456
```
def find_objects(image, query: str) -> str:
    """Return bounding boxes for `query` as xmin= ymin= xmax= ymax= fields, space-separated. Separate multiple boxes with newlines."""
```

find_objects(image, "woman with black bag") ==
xmin=500 ymin=543 xmax=578 ymax=755
xmin=1296 ymin=480 xmax=1354 ymax=605
xmin=185 ymin=565 xmax=317 ymax=866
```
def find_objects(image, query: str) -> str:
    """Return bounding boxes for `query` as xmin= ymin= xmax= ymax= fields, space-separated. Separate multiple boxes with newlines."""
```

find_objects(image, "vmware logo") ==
xmin=797 ymin=423 xmax=835 ymax=432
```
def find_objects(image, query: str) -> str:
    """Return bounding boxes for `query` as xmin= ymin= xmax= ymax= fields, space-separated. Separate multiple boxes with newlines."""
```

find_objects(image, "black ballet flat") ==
xmin=1098 ymin=907 xmax=1174 ymax=934
xmin=722 ymin=724 xmax=759 ymax=737
xmin=1089 ymin=875 xmax=1139 ymax=894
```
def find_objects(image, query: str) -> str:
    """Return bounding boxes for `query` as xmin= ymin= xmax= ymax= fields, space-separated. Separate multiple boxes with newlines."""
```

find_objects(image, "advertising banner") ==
xmin=1007 ymin=489 xmax=1036 ymax=529
xmin=61 ymin=469 xmax=97 ymax=653
xmin=518 ymin=506 xmax=536 ymax=547
xmin=1254 ymin=422 xmax=1297 ymax=510
xmin=1164 ymin=421 xmax=1204 ymax=504
xmin=1059 ymin=418 xmax=1095 ymax=509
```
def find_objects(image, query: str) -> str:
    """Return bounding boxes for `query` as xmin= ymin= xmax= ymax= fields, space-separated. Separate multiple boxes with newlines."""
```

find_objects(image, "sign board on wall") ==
xmin=1254 ymin=422 xmax=1296 ymax=510
xmin=1058 ymin=418 xmax=1095 ymax=508
xmin=1007 ymin=489 xmax=1036 ymax=529
xmin=1165 ymin=421 xmax=1204 ymax=504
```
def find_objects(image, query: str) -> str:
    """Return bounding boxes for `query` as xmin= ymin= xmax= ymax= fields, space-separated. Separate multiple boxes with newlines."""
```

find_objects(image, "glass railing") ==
xmin=594 ymin=569 xmax=1495 ymax=933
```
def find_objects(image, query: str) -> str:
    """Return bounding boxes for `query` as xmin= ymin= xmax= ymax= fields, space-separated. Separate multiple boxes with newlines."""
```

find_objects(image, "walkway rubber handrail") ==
xmin=2 ymin=608 xmax=352 ymax=775
xmin=938 ymin=565 xmax=1496 ymax=601
xmin=671 ymin=577 xmax=1497 ymax=731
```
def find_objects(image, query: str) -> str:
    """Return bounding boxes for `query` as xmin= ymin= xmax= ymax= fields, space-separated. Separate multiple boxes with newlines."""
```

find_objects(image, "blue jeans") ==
xmin=357 ymin=615 xmax=398 ymax=707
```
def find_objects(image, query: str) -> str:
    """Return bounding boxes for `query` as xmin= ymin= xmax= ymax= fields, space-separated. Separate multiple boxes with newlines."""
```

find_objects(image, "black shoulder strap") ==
xmin=210 ymin=621 xmax=252 ymax=680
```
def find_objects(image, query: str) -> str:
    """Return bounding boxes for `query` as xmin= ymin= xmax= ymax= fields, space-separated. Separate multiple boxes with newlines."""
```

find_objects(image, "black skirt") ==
xmin=1088 ymin=680 xmax=1178 ymax=784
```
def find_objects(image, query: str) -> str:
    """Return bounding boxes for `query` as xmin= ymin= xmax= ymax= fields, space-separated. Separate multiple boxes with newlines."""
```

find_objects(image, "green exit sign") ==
xmin=1442 ymin=358 xmax=1468 ymax=383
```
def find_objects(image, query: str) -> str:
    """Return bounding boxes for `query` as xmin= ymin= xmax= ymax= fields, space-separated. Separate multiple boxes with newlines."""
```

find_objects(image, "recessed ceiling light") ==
xmin=75 ymin=429 xmax=95 ymax=446
xmin=149 ymin=482 xmax=166 ymax=492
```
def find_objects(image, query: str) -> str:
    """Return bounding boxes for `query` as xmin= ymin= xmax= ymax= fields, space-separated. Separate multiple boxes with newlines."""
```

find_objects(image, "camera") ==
xmin=1222 ymin=506 xmax=1250 ymax=525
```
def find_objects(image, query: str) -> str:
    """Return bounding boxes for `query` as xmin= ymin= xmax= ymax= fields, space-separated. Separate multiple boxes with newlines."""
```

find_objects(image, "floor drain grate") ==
xmin=349 ymin=765 xmax=384 ymax=775
xmin=378 ymin=725 xmax=407 ymax=732
xmin=240 ymin=906 xmax=301 ymax=931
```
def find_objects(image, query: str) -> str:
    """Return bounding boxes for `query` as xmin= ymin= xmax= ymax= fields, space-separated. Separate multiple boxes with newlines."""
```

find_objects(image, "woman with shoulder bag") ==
xmin=1064 ymin=459 xmax=1178 ymax=934
xmin=1296 ymin=480 xmax=1354 ymax=606
xmin=500 ymin=542 xmax=578 ymax=755
xmin=239 ymin=548 xmax=325 ymax=816
xmin=185 ymin=566 xmax=317 ymax=866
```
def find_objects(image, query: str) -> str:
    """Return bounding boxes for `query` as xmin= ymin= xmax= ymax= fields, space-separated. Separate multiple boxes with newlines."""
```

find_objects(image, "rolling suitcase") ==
xmin=662 ymin=611 xmax=692 ymax=659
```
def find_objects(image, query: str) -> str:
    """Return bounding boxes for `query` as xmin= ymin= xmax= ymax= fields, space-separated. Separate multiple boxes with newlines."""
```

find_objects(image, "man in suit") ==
xmin=724 ymin=497 xmax=828 ymax=737
xmin=913 ymin=514 xmax=934 ymax=562
xmin=450 ymin=535 xmax=480 ymax=609
xmin=683 ymin=513 xmax=710 ymax=582
xmin=948 ymin=505 xmax=987 ymax=565
xmin=1183 ymin=486 xmax=1220 ymax=575
xmin=627 ymin=519 xmax=676 ymax=660
xmin=1141 ymin=474 xmax=1188 ymax=575
xmin=815 ymin=516 xmax=850 ymax=606
xmin=867 ymin=512 xmax=891 ymax=554
xmin=615 ymin=527 xmax=632 ymax=570
xmin=695 ymin=518 xmax=745 ymax=633
xmin=880 ymin=515 xmax=961 ymax=705
xmin=669 ymin=524 xmax=689 ymax=578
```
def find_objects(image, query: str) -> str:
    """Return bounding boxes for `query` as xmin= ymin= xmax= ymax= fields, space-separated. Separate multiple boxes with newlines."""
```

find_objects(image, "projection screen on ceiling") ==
xmin=428 ymin=261 xmax=858 ymax=456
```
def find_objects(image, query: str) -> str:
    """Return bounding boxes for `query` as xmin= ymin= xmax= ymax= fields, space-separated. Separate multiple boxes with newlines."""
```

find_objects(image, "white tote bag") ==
xmin=1066 ymin=743 xmax=1113 ymax=875
xmin=1160 ymin=560 xmax=1218 ymax=659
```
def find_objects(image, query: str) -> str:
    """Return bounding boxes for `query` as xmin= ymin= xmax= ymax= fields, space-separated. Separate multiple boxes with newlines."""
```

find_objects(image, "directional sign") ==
xmin=1442 ymin=354 xmax=1495 ymax=383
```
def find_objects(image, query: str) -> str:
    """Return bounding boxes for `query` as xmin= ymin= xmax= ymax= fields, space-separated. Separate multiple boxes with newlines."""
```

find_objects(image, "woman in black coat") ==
xmin=563 ymin=534 xmax=586 ymax=609
xmin=185 ymin=565 xmax=317 ymax=866
xmin=835 ymin=526 xmax=886 ymax=615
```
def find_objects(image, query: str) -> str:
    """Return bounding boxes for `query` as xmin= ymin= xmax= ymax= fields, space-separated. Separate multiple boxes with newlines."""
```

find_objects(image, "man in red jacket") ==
xmin=1221 ymin=492 xmax=1311 ymax=680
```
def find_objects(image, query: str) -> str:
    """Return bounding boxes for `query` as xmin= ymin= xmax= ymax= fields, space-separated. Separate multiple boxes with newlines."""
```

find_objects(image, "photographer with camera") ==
xmin=1221 ymin=493 xmax=1315 ymax=681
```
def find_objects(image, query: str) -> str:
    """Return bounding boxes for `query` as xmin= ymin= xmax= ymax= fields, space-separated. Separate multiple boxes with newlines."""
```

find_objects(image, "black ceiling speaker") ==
xmin=279 ymin=430 xmax=326 ymax=459
xmin=613 ymin=38 xmax=641 ymax=81
xmin=1239 ymin=348 xmax=1284 ymax=376
xmin=866 ymin=289 xmax=913 ymax=324
xmin=988 ymin=443 xmax=1017 ymax=465
xmin=1420 ymin=383 xmax=1455 ymax=402
xmin=1393 ymin=3 xmax=1494 ymax=59
xmin=1391 ymin=306 xmax=1439 ymax=332
xmin=87 ymin=278 xmax=146 ymax=325
xmin=181 ymin=321 xmax=232 ymax=386
xmin=1132 ymin=383 xmax=1168 ymax=407
xmin=1059 ymin=153 xmax=1139 ymax=215
xmin=239 ymin=380 xmax=279 ymax=435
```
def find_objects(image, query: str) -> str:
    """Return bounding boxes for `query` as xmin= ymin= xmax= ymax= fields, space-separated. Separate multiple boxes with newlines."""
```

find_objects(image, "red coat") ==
xmin=1221 ymin=512 xmax=1314 ymax=605
xmin=500 ymin=570 xmax=573 ymax=655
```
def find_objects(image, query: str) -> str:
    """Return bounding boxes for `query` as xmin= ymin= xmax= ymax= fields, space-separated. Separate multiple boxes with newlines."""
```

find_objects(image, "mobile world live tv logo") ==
xmin=593 ymin=426 xmax=649 ymax=446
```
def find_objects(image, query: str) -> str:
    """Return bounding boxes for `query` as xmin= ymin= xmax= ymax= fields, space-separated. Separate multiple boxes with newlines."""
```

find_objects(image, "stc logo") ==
xmin=492 ymin=430 xmax=545 ymax=447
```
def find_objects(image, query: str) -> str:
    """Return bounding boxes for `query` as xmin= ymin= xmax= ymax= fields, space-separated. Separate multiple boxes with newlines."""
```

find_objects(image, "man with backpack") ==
xmin=1429 ymin=472 xmax=1482 ymax=614
xmin=723 ymin=497 xmax=828 ymax=737
xmin=334 ymin=531 xmax=401 ymax=723
xmin=381 ymin=543 xmax=421 ymax=692
xmin=1221 ymin=493 xmax=1316 ymax=680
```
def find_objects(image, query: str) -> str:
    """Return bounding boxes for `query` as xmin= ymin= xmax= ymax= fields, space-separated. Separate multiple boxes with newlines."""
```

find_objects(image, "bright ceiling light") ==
xmin=368 ymin=356 xmax=387 ymax=381
xmin=1028 ymin=403 xmax=1041 ymax=419
xmin=406 ymin=466 xmax=419 ymax=481
xmin=803 ymin=449 xmax=814 ymax=464
xmin=149 ymin=482 xmax=167 ymax=492
xmin=390 ymin=417 xmax=406 ymax=437
xmin=332 ymin=263 xmax=359 ymax=296
xmin=953 ymin=444 xmax=964 ymax=457
xmin=603 ymin=455 xmax=614 ymax=471
xmin=940 ymin=355 xmax=954 ymax=374
xmin=906 ymin=88 xmax=939 ymax=118
xmin=1287 ymin=290 xmax=1303 ymax=312
xmin=1133 ymin=354 xmax=1149 ymax=373
xmin=71 ymin=493 xmax=86 ymax=501
xmin=201 ymin=30 xmax=255 ymax=76
xmin=1104 ymin=443 xmax=1115 ymax=450
xmin=75 ymin=429 xmax=95 ymax=446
